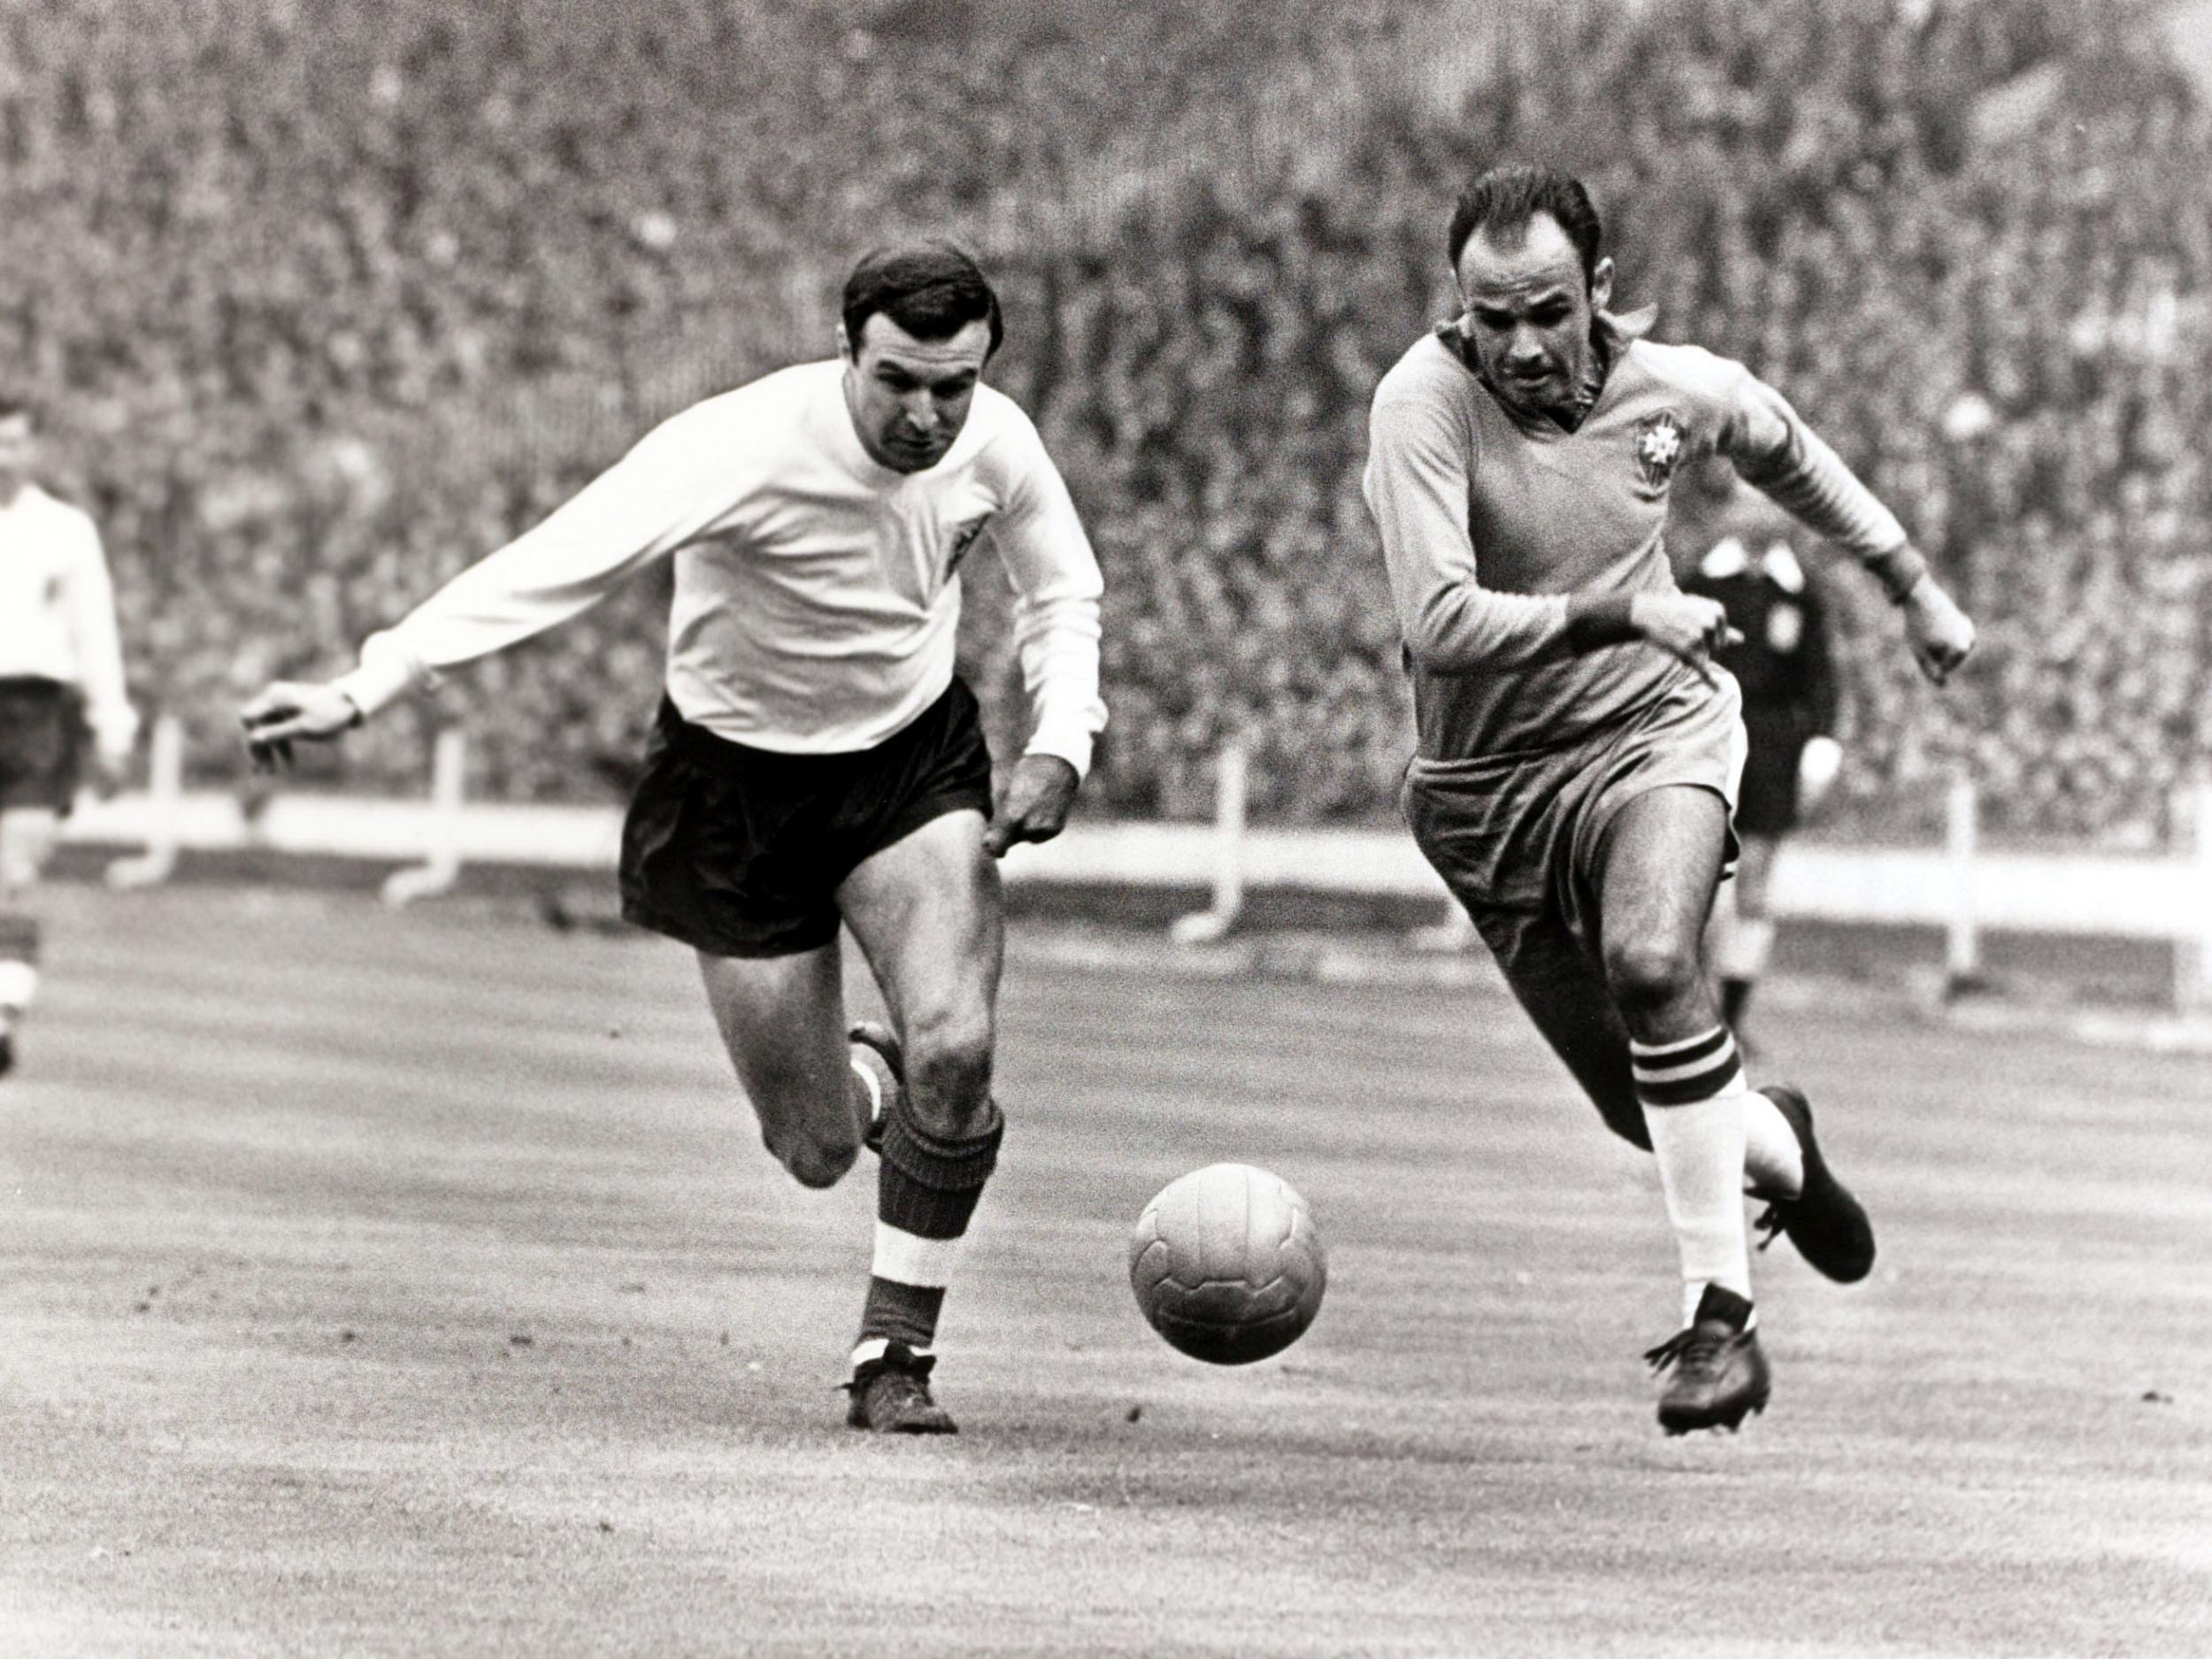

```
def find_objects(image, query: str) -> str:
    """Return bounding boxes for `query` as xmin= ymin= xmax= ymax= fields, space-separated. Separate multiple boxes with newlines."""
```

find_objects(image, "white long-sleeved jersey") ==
xmin=0 ymin=483 xmax=135 ymax=757
xmin=335 ymin=362 xmax=1108 ymax=774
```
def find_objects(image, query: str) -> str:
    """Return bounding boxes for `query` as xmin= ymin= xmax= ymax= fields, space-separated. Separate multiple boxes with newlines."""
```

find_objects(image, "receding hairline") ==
xmin=1455 ymin=211 xmax=1586 ymax=283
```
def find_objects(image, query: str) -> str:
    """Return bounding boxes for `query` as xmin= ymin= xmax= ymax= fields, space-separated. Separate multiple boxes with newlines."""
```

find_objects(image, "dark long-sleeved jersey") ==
xmin=1363 ymin=309 xmax=1900 ymax=760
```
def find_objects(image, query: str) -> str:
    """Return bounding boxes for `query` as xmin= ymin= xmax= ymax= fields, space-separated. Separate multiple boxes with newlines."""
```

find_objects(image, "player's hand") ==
xmin=240 ymin=680 xmax=364 ymax=772
xmin=1901 ymin=578 xmax=1976 ymax=686
xmin=983 ymin=754 xmax=1080 ymax=858
xmin=1629 ymin=593 xmax=1743 ymax=686
xmin=1797 ymin=734 xmax=1844 ymax=816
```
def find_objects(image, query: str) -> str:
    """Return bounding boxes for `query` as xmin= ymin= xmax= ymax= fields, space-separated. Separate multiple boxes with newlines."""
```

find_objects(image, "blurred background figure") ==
xmin=0 ymin=396 xmax=135 ymax=1077
xmin=1683 ymin=484 xmax=1841 ymax=1048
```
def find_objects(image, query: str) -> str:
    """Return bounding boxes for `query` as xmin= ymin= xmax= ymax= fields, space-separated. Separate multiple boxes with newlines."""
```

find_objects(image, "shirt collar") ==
xmin=1435 ymin=305 xmax=1656 ymax=434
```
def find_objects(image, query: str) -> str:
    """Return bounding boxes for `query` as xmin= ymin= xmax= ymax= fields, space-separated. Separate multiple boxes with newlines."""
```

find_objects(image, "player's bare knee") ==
xmin=766 ymin=1121 xmax=862 ymax=1189
xmin=1603 ymin=938 xmax=1701 ymax=1018
xmin=903 ymin=1011 xmax=995 ymax=1134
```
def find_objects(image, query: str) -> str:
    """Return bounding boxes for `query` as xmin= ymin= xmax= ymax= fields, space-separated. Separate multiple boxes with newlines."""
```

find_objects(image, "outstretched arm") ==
xmin=242 ymin=417 xmax=721 ymax=766
xmin=1717 ymin=369 xmax=1976 ymax=684
xmin=980 ymin=427 xmax=1107 ymax=857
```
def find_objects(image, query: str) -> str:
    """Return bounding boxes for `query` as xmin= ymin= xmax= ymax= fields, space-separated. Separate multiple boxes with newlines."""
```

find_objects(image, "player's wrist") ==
xmin=1864 ymin=542 xmax=1929 ymax=606
xmin=1566 ymin=593 xmax=1640 ymax=648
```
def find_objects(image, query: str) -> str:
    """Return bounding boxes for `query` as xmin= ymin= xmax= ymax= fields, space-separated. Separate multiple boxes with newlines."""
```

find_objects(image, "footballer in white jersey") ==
xmin=244 ymin=244 xmax=1107 ymax=1433
xmin=0 ymin=396 xmax=137 ymax=1079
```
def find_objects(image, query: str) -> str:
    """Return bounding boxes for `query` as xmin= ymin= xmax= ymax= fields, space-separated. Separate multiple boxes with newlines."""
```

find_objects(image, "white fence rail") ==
xmin=63 ymin=718 xmax=2212 ymax=1006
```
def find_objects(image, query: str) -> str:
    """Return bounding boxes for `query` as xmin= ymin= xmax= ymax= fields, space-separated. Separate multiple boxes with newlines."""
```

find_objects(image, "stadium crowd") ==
xmin=3 ymin=0 xmax=2205 ymax=841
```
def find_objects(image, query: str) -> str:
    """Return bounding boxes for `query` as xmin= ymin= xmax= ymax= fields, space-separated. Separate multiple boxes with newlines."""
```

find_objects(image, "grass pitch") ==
xmin=4 ymin=886 xmax=2208 ymax=1657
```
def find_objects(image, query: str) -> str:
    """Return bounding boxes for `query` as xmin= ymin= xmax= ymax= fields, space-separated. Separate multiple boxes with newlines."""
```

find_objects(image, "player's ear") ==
xmin=1589 ymin=256 xmax=1616 ymax=314
xmin=835 ymin=321 xmax=855 ymax=363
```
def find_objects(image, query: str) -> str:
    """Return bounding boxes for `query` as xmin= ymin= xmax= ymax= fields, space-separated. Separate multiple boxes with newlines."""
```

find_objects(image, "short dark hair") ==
xmin=1447 ymin=165 xmax=1605 ymax=290
xmin=841 ymin=241 xmax=1003 ymax=357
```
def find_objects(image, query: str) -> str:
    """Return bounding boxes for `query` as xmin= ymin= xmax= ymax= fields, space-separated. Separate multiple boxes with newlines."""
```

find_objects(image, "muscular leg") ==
xmin=834 ymin=808 xmax=1004 ymax=1375
xmin=1464 ymin=903 xmax=1649 ymax=1151
xmin=839 ymin=809 xmax=1002 ymax=1144
xmin=1596 ymin=787 xmax=1732 ymax=1048
xmin=1595 ymin=787 xmax=1755 ymax=1323
xmin=696 ymin=941 xmax=871 ymax=1190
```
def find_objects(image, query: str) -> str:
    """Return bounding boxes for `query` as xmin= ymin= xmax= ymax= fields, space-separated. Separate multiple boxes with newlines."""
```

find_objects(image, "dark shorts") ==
xmin=1734 ymin=717 xmax=1806 ymax=838
xmin=618 ymin=679 xmax=995 ymax=958
xmin=1399 ymin=676 xmax=1747 ymax=1151
xmin=0 ymin=678 xmax=85 ymax=816
xmin=1402 ymin=675 xmax=1746 ymax=951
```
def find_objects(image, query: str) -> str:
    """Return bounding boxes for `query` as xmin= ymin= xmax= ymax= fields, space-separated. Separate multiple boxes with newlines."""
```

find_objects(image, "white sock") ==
xmin=1632 ymin=1029 xmax=1753 ymax=1326
xmin=0 ymin=960 xmax=37 ymax=1013
xmin=1742 ymin=1087 xmax=1804 ymax=1198
xmin=849 ymin=1055 xmax=883 ymax=1118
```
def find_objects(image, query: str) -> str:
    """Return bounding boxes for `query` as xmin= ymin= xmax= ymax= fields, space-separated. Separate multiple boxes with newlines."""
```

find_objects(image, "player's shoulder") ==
xmin=672 ymin=361 xmax=832 ymax=431
xmin=1620 ymin=338 xmax=1756 ymax=410
xmin=634 ymin=362 xmax=834 ymax=464
xmin=960 ymin=381 xmax=1057 ymax=478
xmin=966 ymin=380 xmax=1045 ymax=446
xmin=19 ymin=484 xmax=99 ymax=541
xmin=1371 ymin=331 xmax=1471 ymax=411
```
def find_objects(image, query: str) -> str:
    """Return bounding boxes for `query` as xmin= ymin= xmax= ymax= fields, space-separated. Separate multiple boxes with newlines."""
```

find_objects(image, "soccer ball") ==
xmin=1128 ymin=1163 xmax=1327 ymax=1365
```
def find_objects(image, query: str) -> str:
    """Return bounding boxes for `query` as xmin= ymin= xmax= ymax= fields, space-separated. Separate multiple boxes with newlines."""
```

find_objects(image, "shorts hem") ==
xmin=618 ymin=895 xmax=841 ymax=960
xmin=839 ymin=786 xmax=994 ymax=879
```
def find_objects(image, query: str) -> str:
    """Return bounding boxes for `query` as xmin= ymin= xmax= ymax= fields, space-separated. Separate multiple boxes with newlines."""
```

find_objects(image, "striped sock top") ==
xmin=1630 ymin=1025 xmax=1745 ymax=1107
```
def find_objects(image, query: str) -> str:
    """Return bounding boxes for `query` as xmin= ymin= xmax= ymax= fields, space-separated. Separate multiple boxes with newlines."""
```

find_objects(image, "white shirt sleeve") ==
xmin=67 ymin=516 xmax=136 ymax=758
xmin=988 ymin=419 xmax=1107 ymax=779
xmin=333 ymin=412 xmax=731 ymax=718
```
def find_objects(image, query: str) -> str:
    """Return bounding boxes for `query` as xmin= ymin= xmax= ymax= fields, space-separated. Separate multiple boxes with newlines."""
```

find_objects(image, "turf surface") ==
xmin=4 ymin=887 xmax=2208 ymax=1657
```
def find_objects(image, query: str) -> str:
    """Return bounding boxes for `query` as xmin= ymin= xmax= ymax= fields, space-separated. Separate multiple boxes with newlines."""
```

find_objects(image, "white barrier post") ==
xmin=1943 ymin=767 xmax=1981 ymax=993
xmin=104 ymin=712 xmax=186 ymax=890
xmin=1169 ymin=735 xmax=1248 ymax=945
xmin=2176 ymin=779 xmax=2212 ymax=1013
xmin=380 ymin=726 xmax=468 ymax=907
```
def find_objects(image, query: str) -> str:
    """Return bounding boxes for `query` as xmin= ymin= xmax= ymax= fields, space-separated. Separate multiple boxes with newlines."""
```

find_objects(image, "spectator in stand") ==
xmin=0 ymin=396 xmax=136 ymax=1078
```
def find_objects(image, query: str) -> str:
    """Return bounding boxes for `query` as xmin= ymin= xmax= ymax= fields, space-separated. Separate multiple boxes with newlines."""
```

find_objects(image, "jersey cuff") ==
xmin=1022 ymin=721 xmax=1094 ymax=782
xmin=1863 ymin=542 xmax=1929 ymax=604
xmin=330 ymin=643 xmax=423 ymax=720
xmin=1563 ymin=593 xmax=1640 ymax=649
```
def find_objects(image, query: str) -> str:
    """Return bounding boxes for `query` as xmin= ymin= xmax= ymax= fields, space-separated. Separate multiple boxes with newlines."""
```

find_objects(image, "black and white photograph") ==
xmin=4 ymin=1 xmax=2207 ymax=1654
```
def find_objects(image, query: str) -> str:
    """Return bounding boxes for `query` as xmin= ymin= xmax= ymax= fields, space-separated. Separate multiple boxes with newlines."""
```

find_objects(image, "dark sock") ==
xmin=857 ymin=1103 xmax=1003 ymax=1353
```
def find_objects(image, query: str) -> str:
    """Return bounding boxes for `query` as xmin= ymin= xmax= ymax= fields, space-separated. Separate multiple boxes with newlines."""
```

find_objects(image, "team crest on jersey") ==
xmin=945 ymin=513 xmax=993 ymax=574
xmin=1633 ymin=411 xmax=1688 ymax=491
